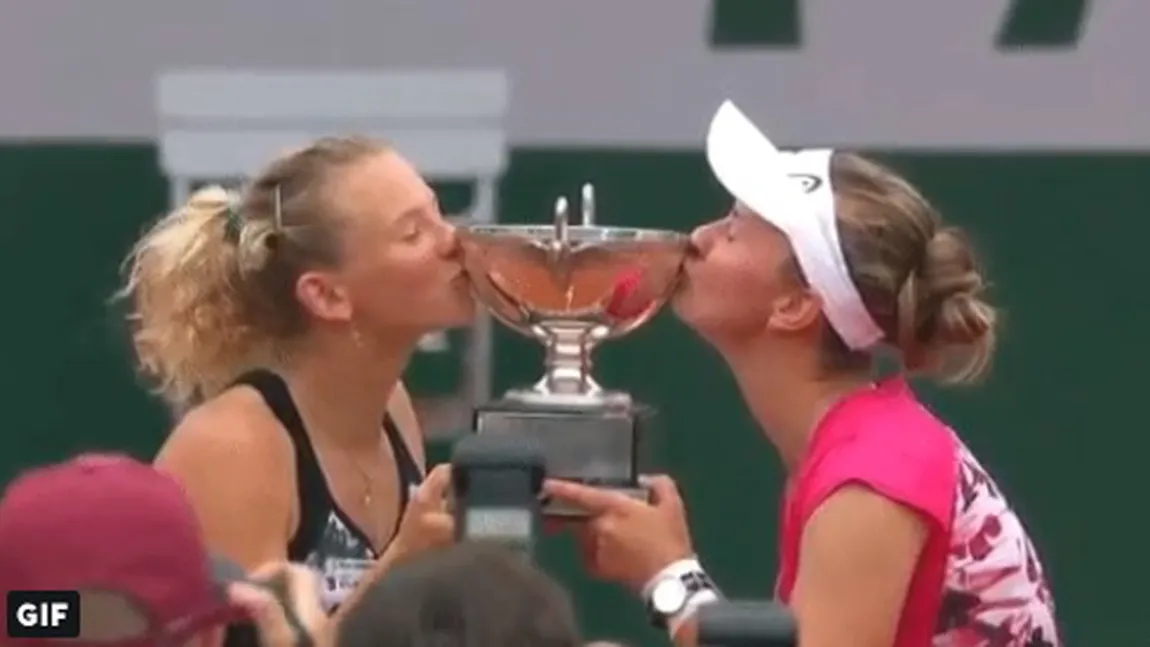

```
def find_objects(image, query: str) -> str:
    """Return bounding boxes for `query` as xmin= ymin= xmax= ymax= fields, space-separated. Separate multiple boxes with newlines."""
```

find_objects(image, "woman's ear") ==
xmin=766 ymin=288 xmax=823 ymax=335
xmin=295 ymin=271 xmax=353 ymax=323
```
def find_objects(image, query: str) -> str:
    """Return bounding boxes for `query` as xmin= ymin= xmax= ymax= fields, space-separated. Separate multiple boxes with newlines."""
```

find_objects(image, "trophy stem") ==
xmin=504 ymin=323 xmax=630 ymax=408
xmin=540 ymin=323 xmax=600 ymax=396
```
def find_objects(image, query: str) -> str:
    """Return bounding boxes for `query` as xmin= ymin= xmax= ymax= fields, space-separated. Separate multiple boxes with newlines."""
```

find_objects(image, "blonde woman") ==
xmin=119 ymin=137 xmax=469 ymax=642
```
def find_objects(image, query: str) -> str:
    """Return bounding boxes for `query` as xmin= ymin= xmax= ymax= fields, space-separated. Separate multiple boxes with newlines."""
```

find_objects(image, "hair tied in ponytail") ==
xmin=222 ymin=193 xmax=245 ymax=244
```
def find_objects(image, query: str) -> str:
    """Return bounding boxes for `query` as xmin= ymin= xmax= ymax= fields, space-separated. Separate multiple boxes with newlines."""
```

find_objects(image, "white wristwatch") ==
xmin=643 ymin=559 xmax=720 ymax=632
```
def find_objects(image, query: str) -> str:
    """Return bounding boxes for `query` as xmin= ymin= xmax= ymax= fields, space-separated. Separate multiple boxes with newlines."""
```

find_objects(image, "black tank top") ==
xmin=224 ymin=370 xmax=423 ymax=646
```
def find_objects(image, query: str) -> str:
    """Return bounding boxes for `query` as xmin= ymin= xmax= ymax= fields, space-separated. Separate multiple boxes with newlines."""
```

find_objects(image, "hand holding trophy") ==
xmin=458 ymin=184 xmax=688 ymax=516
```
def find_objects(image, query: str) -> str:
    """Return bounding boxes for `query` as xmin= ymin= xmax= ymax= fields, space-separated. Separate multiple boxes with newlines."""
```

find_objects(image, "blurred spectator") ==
xmin=336 ymin=542 xmax=580 ymax=647
xmin=0 ymin=454 xmax=328 ymax=647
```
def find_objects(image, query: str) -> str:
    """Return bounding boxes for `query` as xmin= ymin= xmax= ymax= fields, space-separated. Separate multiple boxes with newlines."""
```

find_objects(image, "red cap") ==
xmin=0 ymin=454 xmax=246 ymax=646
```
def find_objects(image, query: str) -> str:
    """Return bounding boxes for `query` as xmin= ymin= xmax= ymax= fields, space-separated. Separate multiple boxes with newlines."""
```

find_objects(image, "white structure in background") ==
xmin=154 ymin=68 xmax=510 ymax=420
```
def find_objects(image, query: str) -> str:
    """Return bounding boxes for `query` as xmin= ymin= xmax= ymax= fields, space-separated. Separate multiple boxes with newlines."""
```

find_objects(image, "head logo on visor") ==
xmin=789 ymin=174 xmax=823 ymax=194
xmin=705 ymin=100 xmax=884 ymax=351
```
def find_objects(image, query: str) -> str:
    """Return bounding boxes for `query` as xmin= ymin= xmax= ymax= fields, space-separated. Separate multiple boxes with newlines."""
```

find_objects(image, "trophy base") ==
xmin=473 ymin=396 xmax=656 ymax=518
xmin=503 ymin=387 xmax=633 ymax=409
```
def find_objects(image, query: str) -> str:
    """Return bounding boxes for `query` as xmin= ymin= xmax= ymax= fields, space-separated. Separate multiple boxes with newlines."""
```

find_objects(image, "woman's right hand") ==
xmin=543 ymin=475 xmax=695 ymax=593
xmin=387 ymin=464 xmax=455 ymax=562
xmin=227 ymin=562 xmax=329 ymax=647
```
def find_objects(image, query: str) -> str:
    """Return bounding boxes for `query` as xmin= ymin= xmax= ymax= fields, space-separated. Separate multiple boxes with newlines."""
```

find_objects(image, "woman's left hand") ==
xmin=543 ymin=475 xmax=695 ymax=592
xmin=387 ymin=464 xmax=455 ymax=562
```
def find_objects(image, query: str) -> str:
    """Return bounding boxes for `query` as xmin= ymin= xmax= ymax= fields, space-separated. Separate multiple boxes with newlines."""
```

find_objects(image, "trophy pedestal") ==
xmin=473 ymin=396 xmax=656 ymax=518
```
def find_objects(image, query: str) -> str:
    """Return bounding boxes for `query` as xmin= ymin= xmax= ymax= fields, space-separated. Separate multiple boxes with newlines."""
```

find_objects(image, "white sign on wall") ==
xmin=0 ymin=0 xmax=1146 ymax=149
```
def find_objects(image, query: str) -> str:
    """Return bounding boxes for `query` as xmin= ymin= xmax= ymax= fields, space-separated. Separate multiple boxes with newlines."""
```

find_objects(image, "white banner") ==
xmin=1 ymin=0 xmax=1147 ymax=149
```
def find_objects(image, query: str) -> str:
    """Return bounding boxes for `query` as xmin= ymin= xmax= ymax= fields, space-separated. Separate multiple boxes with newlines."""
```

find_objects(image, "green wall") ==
xmin=0 ymin=144 xmax=1139 ymax=645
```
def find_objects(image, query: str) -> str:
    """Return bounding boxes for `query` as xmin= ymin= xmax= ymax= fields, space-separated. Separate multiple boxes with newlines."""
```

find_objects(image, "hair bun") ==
xmin=934 ymin=292 xmax=995 ymax=345
xmin=920 ymin=227 xmax=993 ymax=344
xmin=910 ymin=227 xmax=998 ymax=382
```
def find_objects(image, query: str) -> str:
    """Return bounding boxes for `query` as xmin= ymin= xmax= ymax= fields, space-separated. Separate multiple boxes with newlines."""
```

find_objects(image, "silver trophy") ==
xmin=458 ymin=184 xmax=689 ymax=516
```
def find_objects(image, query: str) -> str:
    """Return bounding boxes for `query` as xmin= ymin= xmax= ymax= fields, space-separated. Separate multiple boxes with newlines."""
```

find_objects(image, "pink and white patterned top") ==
xmin=775 ymin=378 xmax=1060 ymax=647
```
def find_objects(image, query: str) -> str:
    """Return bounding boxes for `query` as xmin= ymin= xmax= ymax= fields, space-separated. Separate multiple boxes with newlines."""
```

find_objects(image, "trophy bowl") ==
xmin=458 ymin=187 xmax=689 ymax=408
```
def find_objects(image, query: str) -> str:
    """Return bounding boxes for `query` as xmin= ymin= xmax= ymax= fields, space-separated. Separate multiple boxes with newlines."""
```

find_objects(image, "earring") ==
xmin=350 ymin=326 xmax=366 ymax=349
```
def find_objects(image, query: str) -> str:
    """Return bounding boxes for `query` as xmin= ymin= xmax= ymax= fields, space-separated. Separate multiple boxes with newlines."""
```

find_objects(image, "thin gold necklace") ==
xmin=344 ymin=444 xmax=387 ymax=548
xmin=352 ymin=459 xmax=375 ymax=506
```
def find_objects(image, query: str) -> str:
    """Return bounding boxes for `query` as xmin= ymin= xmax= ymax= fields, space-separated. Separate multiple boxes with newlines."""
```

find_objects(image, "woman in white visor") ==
xmin=546 ymin=102 xmax=1061 ymax=647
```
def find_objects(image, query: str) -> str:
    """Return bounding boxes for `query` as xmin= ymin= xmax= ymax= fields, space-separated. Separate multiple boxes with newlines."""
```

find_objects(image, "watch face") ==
xmin=651 ymin=578 xmax=689 ymax=615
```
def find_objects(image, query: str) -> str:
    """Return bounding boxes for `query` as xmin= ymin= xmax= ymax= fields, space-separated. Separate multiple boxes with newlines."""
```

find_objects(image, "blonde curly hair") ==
xmin=117 ymin=136 xmax=386 ymax=406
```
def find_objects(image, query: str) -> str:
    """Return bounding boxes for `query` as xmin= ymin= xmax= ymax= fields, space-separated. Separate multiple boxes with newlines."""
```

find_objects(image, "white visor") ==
xmin=705 ymin=100 xmax=884 ymax=350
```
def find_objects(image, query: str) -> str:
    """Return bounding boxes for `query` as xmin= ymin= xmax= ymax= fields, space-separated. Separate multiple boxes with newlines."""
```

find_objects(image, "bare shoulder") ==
xmin=155 ymin=386 xmax=296 ymax=517
xmin=386 ymin=380 xmax=426 ymax=469
xmin=155 ymin=386 xmax=297 ymax=565
xmin=157 ymin=386 xmax=294 ymax=476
